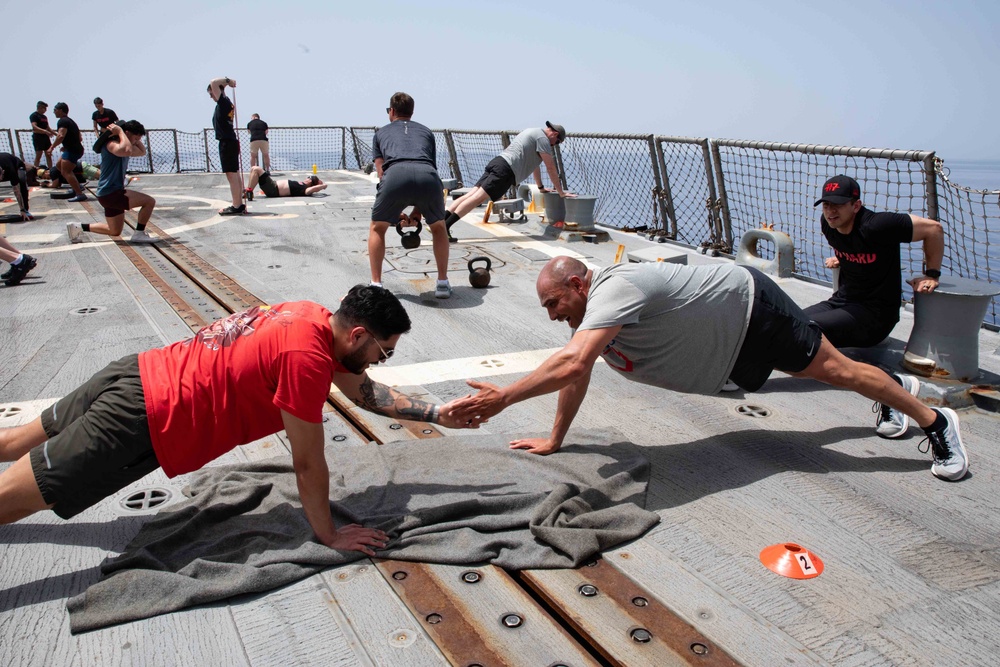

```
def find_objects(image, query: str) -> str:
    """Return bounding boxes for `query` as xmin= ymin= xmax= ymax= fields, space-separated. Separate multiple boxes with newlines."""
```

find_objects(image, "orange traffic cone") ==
xmin=759 ymin=542 xmax=824 ymax=579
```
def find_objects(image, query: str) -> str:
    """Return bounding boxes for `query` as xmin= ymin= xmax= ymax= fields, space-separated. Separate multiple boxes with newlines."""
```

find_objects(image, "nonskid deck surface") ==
xmin=2 ymin=172 xmax=999 ymax=666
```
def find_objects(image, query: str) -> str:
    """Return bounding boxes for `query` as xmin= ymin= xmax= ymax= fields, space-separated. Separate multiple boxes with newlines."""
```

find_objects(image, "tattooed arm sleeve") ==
xmin=352 ymin=376 xmax=439 ymax=423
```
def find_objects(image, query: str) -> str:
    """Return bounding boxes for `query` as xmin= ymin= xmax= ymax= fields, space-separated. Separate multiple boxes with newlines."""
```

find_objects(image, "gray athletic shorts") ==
xmin=728 ymin=267 xmax=824 ymax=392
xmin=30 ymin=355 xmax=159 ymax=519
xmin=371 ymin=161 xmax=445 ymax=224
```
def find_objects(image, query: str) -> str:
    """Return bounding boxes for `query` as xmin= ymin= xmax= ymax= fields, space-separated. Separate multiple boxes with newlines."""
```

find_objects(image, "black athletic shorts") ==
xmin=728 ymin=267 xmax=824 ymax=392
xmin=802 ymin=299 xmax=897 ymax=348
xmin=98 ymin=188 xmax=130 ymax=218
xmin=474 ymin=156 xmax=516 ymax=202
xmin=258 ymin=171 xmax=279 ymax=198
xmin=371 ymin=161 xmax=446 ymax=224
xmin=33 ymin=134 xmax=52 ymax=151
xmin=30 ymin=355 xmax=159 ymax=519
xmin=219 ymin=139 xmax=240 ymax=173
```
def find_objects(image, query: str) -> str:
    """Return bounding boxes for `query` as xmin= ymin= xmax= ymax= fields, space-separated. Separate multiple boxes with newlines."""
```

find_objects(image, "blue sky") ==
xmin=7 ymin=0 xmax=998 ymax=160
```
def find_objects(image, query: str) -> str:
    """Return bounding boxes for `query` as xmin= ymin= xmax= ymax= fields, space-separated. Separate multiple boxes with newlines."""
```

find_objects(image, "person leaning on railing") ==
xmin=803 ymin=175 xmax=945 ymax=439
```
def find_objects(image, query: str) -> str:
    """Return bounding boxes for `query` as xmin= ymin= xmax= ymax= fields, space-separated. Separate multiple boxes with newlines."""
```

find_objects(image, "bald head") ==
xmin=537 ymin=256 xmax=588 ymax=293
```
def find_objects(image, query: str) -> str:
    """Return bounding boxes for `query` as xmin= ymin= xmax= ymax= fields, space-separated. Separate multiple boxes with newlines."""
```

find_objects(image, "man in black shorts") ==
xmin=49 ymin=102 xmax=87 ymax=202
xmin=368 ymin=92 xmax=452 ymax=297
xmin=29 ymin=101 xmax=56 ymax=170
xmin=207 ymin=76 xmax=246 ymax=215
xmin=450 ymin=256 xmax=970 ymax=482
xmin=442 ymin=123 xmax=572 ymax=242
xmin=244 ymin=166 xmax=325 ymax=199
xmin=92 ymin=97 xmax=119 ymax=134
xmin=0 ymin=153 xmax=33 ymax=221
xmin=804 ymin=175 xmax=945 ymax=438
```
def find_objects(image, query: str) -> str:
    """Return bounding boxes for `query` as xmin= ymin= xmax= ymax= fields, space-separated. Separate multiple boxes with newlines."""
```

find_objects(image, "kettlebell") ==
xmin=468 ymin=256 xmax=492 ymax=288
xmin=395 ymin=219 xmax=423 ymax=249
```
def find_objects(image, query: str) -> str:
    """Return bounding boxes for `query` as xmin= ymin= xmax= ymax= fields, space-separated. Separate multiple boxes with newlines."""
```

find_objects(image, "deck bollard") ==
xmin=564 ymin=195 xmax=598 ymax=231
xmin=542 ymin=191 xmax=565 ymax=224
xmin=902 ymin=275 xmax=1000 ymax=380
xmin=735 ymin=228 xmax=795 ymax=278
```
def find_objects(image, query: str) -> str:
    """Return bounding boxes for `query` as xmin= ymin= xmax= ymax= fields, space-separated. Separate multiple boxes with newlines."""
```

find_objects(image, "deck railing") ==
xmin=5 ymin=125 xmax=998 ymax=325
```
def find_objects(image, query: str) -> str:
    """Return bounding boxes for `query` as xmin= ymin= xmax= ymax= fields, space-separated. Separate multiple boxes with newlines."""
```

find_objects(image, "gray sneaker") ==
xmin=67 ymin=221 xmax=85 ymax=244
xmin=920 ymin=407 xmax=969 ymax=481
xmin=435 ymin=281 xmax=452 ymax=299
xmin=129 ymin=229 xmax=157 ymax=243
xmin=874 ymin=374 xmax=920 ymax=438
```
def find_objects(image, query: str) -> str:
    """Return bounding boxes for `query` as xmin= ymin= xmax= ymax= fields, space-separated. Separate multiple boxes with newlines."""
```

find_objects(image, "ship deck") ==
xmin=2 ymin=171 xmax=999 ymax=666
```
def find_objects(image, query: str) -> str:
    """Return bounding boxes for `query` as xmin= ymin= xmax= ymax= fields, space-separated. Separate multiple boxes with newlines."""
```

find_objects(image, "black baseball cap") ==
xmin=545 ymin=121 xmax=566 ymax=143
xmin=814 ymin=175 xmax=861 ymax=206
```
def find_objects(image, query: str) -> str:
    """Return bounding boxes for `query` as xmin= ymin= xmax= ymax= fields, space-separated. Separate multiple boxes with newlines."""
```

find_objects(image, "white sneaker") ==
xmin=129 ymin=229 xmax=157 ymax=243
xmin=874 ymin=374 xmax=920 ymax=438
xmin=920 ymin=407 xmax=969 ymax=481
xmin=67 ymin=222 xmax=85 ymax=244
xmin=435 ymin=281 xmax=452 ymax=299
xmin=721 ymin=379 xmax=740 ymax=392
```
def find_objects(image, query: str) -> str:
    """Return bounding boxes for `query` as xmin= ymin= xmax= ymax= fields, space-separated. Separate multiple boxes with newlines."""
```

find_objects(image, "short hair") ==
xmin=94 ymin=97 xmax=103 ymax=105
xmin=251 ymin=113 xmax=260 ymax=119
xmin=334 ymin=284 xmax=411 ymax=339
xmin=389 ymin=92 xmax=414 ymax=118
xmin=36 ymin=101 xmax=47 ymax=108
xmin=54 ymin=102 xmax=69 ymax=113
xmin=119 ymin=120 xmax=146 ymax=136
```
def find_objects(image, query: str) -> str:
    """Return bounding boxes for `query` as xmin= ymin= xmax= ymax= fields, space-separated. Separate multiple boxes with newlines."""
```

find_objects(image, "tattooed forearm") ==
xmin=353 ymin=378 xmax=438 ymax=422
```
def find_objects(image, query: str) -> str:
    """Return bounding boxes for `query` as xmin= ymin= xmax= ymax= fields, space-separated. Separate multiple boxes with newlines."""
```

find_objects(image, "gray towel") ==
xmin=67 ymin=430 xmax=659 ymax=633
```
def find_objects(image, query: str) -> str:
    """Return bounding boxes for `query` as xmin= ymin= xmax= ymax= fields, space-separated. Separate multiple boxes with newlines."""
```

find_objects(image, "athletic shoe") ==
xmin=67 ymin=193 xmax=88 ymax=202
xmin=129 ymin=229 xmax=157 ymax=244
xmin=874 ymin=374 xmax=920 ymax=438
xmin=919 ymin=407 xmax=969 ymax=481
xmin=3 ymin=255 xmax=37 ymax=286
xmin=721 ymin=379 xmax=740 ymax=392
xmin=435 ymin=281 xmax=452 ymax=299
xmin=448 ymin=234 xmax=458 ymax=244
xmin=243 ymin=188 xmax=254 ymax=201
xmin=67 ymin=221 xmax=85 ymax=244
xmin=219 ymin=204 xmax=246 ymax=216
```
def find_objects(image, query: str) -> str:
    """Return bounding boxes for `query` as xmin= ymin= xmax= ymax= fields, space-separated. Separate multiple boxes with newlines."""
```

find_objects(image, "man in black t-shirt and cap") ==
xmin=207 ymin=77 xmax=246 ymax=215
xmin=804 ymin=174 xmax=945 ymax=439
xmin=92 ymin=97 xmax=119 ymax=134
xmin=247 ymin=113 xmax=270 ymax=172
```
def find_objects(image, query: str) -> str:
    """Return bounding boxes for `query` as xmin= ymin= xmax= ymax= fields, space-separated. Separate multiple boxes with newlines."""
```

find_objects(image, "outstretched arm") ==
xmin=451 ymin=325 xmax=619 ymax=422
xmin=333 ymin=372 xmax=481 ymax=429
xmin=539 ymin=153 xmax=571 ymax=197
xmin=282 ymin=409 xmax=388 ymax=554
xmin=510 ymin=365 xmax=593 ymax=455
xmin=908 ymin=214 xmax=944 ymax=293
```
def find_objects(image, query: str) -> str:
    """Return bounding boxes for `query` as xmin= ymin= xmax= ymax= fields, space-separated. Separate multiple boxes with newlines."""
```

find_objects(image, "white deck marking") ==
xmin=262 ymin=201 xmax=325 ymax=208
xmin=364 ymin=347 xmax=603 ymax=387
xmin=6 ymin=233 xmax=63 ymax=243
xmin=0 ymin=399 xmax=58 ymax=426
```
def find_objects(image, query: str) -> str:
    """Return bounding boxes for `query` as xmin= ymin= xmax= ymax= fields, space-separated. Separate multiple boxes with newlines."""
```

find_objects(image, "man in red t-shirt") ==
xmin=0 ymin=286 xmax=478 ymax=555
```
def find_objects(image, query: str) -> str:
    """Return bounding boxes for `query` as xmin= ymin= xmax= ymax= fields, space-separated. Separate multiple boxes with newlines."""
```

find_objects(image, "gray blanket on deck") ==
xmin=67 ymin=430 xmax=659 ymax=633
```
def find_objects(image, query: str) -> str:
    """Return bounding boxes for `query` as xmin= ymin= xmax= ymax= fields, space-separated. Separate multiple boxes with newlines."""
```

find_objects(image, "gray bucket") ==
xmin=542 ymin=192 xmax=565 ymax=223
xmin=565 ymin=196 xmax=598 ymax=230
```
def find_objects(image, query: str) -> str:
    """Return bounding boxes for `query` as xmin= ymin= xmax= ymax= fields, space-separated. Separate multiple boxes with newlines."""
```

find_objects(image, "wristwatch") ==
xmin=924 ymin=269 xmax=941 ymax=279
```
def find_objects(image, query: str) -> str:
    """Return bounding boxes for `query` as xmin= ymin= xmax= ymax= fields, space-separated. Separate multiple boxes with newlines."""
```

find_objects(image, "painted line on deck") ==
xmin=0 ymin=399 xmax=58 ymax=427
xmin=262 ymin=201 xmax=326 ymax=208
xmin=462 ymin=216 xmax=599 ymax=269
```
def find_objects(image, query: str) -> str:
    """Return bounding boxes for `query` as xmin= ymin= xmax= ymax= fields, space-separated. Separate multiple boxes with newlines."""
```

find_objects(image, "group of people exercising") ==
xmin=0 ymin=84 xmax=969 ymax=559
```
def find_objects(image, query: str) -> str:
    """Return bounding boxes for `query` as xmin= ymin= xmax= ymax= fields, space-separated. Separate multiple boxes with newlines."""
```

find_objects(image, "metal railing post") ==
xmin=701 ymin=139 xmax=723 ymax=248
xmin=340 ymin=127 xmax=347 ymax=170
xmin=649 ymin=136 xmax=675 ymax=236
xmin=444 ymin=130 xmax=462 ymax=187
xmin=203 ymin=129 xmax=212 ymax=172
xmin=3 ymin=129 xmax=13 ymax=158
xmin=710 ymin=141 xmax=734 ymax=252
xmin=923 ymin=153 xmax=939 ymax=222
xmin=172 ymin=130 xmax=181 ymax=173
xmin=350 ymin=128 xmax=363 ymax=170
xmin=553 ymin=142 xmax=569 ymax=191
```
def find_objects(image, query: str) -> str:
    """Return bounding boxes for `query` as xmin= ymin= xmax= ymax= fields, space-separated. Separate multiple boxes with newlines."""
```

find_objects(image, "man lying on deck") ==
xmin=0 ymin=286 xmax=480 ymax=554
xmin=243 ymin=165 xmax=326 ymax=200
xmin=451 ymin=256 xmax=969 ymax=481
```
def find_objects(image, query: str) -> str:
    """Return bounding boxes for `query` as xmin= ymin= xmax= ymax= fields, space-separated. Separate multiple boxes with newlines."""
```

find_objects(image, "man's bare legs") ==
xmin=428 ymin=220 xmax=450 ymax=281
xmin=246 ymin=166 xmax=264 ymax=192
xmin=58 ymin=159 xmax=84 ymax=196
xmin=225 ymin=172 xmax=243 ymax=208
xmin=0 ymin=417 xmax=53 ymax=524
xmin=87 ymin=191 xmax=156 ymax=236
xmin=792 ymin=337 xmax=937 ymax=428
xmin=446 ymin=186 xmax=490 ymax=221
xmin=368 ymin=221 xmax=391 ymax=284
xmin=33 ymin=148 xmax=53 ymax=170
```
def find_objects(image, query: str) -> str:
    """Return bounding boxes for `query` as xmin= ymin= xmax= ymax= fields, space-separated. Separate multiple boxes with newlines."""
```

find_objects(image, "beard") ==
xmin=340 ymin=342 xmax=373 ymax=374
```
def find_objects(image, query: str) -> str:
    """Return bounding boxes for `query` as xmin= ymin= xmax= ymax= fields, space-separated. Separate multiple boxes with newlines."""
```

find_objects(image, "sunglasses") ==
xmin=365 ymin=329 xmax=394 ymax=363
xmin=386 ymin=107 xmax=392 ymax=114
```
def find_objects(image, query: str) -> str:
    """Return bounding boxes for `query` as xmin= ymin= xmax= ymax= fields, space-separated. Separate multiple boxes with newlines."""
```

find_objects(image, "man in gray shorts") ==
xmin=0 ymin=288 xmax=481 ymax=554
xmin=443 ymin=122 xmax=572 ymax=242
xmin=368 ymin=92 xmax=452 ymax=297
xmin=451 ymin=257 xmax=970 ymax=482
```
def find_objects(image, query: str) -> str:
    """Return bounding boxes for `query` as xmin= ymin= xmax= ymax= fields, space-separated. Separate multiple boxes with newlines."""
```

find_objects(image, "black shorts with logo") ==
xmin=30 ymin=355 xmax=159 ymax=519
xmin=474 ymin=156 xmax=516 ymax=201
xmin=219 ymin=139 xmax=240 ymax=173
xmin=728 ymin=267 xmax=824 ymax=392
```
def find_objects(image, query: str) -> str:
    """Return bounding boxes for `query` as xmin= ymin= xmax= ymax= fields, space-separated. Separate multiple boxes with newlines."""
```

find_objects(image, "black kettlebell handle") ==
xmin=395 ymin=219 xmax=423 ymax=236
xmin=467 ymin=256 xmax=491 ymax=272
